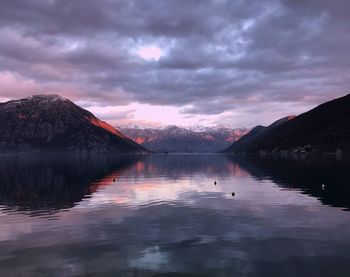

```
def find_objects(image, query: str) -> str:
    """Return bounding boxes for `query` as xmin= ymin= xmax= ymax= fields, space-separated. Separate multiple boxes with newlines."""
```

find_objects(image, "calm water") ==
xmin=0 ymin=154 xmax=350 ymax=277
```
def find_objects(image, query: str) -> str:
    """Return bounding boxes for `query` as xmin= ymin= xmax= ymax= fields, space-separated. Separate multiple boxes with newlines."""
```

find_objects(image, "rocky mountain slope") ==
xmin=224 ymin=94 xmax=350 ymax=153
xmin=0 ymin=94 xmax=147 ymax=153
xmin=223 ymin=116 xmax=295 ymax=153
xmin=119 ymin=125 xmax=249 ymax=153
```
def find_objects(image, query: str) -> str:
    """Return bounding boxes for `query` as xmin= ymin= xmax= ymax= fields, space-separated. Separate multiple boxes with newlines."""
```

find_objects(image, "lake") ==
xmin=0 ymin=154 xmax=350 ymax=277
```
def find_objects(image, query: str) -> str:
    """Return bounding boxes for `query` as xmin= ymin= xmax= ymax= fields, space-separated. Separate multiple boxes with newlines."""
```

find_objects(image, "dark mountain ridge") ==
xmin=0 ymin=94 xmax=147 ymax=153
xmin=224 ymin=94 xmax=350 ymax=153
xmin=223 ymin=116 xmax=295 ymax=153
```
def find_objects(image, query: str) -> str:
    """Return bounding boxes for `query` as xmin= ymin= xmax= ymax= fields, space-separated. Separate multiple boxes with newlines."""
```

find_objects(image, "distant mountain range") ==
xmin=2 ymin=93 xmax=349 ymax=154
xmin=118 ymin=125 xmax=250 ymax=153
xmin=224 ymin=94 xmax=350 ymax=153
xmin=0 ymin=95 xmax=147 ymax=153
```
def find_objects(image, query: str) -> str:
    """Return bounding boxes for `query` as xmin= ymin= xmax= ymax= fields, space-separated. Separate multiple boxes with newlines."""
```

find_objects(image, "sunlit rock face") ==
xmin=0 ymin=94 xmax=147 ymax=153
xmin=119 ymin=125 xmax=250 ymax=153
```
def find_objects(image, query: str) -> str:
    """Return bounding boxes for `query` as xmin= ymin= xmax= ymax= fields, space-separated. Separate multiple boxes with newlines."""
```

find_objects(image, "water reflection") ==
xmin=0 ymin=154 xmax=142 ymax=215
xmin=127 ymin=154 xmax=251 ymax=177
xmin=228 ymin=155 xmax=350 ymax=210
xmin=0 ymin=154 xmax=350 ymax=276
xmin=1 ymin=154 xmax=350 ymax=215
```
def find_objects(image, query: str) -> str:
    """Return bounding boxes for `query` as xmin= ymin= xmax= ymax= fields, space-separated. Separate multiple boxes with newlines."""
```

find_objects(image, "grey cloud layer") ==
xmin=0 ymin=0 xmax=349 ymax=124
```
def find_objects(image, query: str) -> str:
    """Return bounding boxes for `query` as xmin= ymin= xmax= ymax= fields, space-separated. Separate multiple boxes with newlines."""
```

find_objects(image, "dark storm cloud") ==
xmin=0 ymin=0 xmax=349 ymax=125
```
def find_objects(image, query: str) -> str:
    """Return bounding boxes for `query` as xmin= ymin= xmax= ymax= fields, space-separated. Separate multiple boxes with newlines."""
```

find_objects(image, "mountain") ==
xmin=0 ymin=94 xmax=147 ymax=153
xmin=223 ymin=116 xmax=295 ymax=153
xmin=118 ymin=125 xmax=250 ymax=153
xmin=224 ymin=94 xmax=350 ymax=153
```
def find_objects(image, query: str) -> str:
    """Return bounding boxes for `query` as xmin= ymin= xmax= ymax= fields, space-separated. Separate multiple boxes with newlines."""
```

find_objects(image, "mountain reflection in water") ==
xmin=0 ymin=155 xmax=142 ymax=215
xmin=0 ymin=154 xmax=350 ymax=277
xmin=227 ymin=155 xmax=350 ymax=210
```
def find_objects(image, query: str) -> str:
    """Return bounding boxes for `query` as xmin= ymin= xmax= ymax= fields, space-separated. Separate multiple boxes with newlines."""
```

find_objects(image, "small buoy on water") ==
xmin=231 ymin=192 xmax=235 ymax=197
xmin=113 ymin=179 xmax=116 ymax=182
xmin=322 ymin=184 xmax=325 ymax=190
xmin=214 ymin=181 xmax=217 ymax=185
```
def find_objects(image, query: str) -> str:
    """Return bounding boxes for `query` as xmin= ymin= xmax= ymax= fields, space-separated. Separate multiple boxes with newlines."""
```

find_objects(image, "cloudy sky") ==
xmin=0 ymin=0 xmax=349 ymax=128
